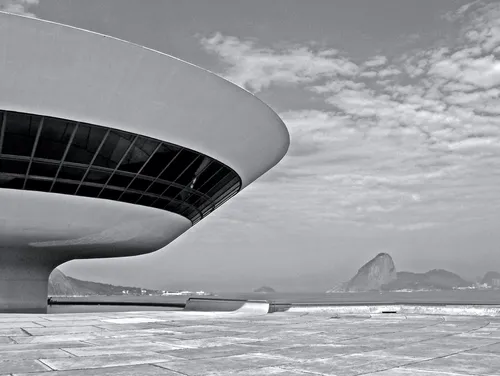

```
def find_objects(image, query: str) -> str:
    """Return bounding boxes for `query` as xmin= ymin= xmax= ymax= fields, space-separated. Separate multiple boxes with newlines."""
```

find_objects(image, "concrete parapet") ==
xmin=288 ymin=304 xmax=500 ymax=317
xmin=184 ymin=297 xmax=269 ymax=314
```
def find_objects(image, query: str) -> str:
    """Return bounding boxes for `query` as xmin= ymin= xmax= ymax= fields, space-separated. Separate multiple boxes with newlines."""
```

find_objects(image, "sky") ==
xmin=2 ymin=0 xmax=500 ymax=292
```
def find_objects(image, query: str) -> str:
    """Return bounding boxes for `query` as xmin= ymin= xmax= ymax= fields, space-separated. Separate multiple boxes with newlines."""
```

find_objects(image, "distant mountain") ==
xmin=382 ymin=269 xmax=472 ymax=291
xmin=326 ymin=282 xmax=348 ymax=293
xmin=481 ymin=271 xmax=500 ymax=286
xmin=253 ymin=286 xmax=276 ymax=293
xmin=344 ymin=253 xmax=397 ymax=292
xmin=327 ymin=253 xmax=473 ymax=293
xmin=48 ymin=269 xmax=159 ymax=296
xmin=48 ymin=269 xmax=78 ymax=296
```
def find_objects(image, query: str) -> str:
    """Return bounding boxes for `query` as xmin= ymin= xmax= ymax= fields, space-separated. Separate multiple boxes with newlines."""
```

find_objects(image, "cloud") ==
xmin=200 ymin=1 xmax=500 ymax=231
xmin=0 ymin=0 xmax=39 ymax=17
xmin=200 ymin=32 xmax=359 ymax=92
xmin=363 ymin=55 xmax=388 ymax=68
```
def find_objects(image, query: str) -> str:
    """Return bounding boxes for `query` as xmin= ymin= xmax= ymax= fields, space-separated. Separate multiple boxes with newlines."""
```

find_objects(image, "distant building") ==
xmin=492 ymin=279 xmax=500 ymax=287
xmin=0 ymin=12 xmax=288 ymax=313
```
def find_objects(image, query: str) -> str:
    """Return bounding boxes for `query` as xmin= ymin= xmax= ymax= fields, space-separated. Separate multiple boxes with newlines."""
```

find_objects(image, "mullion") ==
xmin=179 ymin=168 xmax=232 ymax=216
xmin=134 ymin=147 xmax=184 ymax=204
xmin=23 ymin=117 xmax=44 ymax=189
xmin=0 ymin=108 xmax=241 ymax=224
xmin=198 ymin=177 xmax=239 ymax=214
xmin=75 ymin=129 xmax=110 ymax=194
xmin=154 ymin=154 xmax=201 ymax=206
xmin=177 ymin=164 xmax=225 ymax=216
xmin=153 ymin=176 xmax=209 ymax=198
xmin=117 ymin=142 xmax=162 ymax=201
xmin=170 ymin=159 xmax=214 ymax=206
xmin=97 ymin=135 xmax=138 ymax=197
xmin=214 ymin=189 xmax=239 ymax=210
xmin=0 ymin=111 xmax=6 ymax=154
xmin=159 ymin=195 xmax=203 ymax=219
xmin=203 ymin=185 xmax=239 ymax=215
xmin=49 ymin=123 xmax=79 ymax=192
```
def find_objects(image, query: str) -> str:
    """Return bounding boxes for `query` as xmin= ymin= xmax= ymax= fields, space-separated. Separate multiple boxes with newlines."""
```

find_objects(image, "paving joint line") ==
xmin=36 ymin=359 xmax=55 ymax=371
xmin=151 ymin=363 xmax=190 ymax=375
xmin=58 ymin=348 xmax=79 ymax=357
xmin=363 ymin=334 xmax=500 ymax=376
xmin=19 ymin=328 xmax=32 ymax=337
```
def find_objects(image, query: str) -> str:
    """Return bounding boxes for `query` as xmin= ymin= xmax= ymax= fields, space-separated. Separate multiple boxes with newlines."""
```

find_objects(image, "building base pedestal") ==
xmin=0 ymin=248 xmax=65 ymax=313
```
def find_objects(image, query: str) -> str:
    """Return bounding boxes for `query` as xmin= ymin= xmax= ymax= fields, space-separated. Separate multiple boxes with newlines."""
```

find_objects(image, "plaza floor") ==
xmin=0 ymin=309 xmax=499 ymax=375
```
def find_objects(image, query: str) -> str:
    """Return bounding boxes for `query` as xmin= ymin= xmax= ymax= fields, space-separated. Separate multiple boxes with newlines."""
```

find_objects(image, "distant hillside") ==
xmin=327 ymin=253 xmax=472 ymax=293
xmin=253 ymin=286 xmax=276 ymax=293
xmin=382 ymin=269 xmax=472 ymax=291
xmin=344 ymin=253 xmax=397 ymax=292
xmin=481 ymin=271 xmax=500 ymax=286
xmin=48 ymin=269 xmax=159 ymax=296
xmin=48 ymin=269 xmax=78 ymax=296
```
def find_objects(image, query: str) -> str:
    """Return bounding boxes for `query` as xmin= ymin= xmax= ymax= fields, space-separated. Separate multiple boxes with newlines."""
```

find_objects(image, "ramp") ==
xmin=184 ymin=297 xmax=269 ymax=315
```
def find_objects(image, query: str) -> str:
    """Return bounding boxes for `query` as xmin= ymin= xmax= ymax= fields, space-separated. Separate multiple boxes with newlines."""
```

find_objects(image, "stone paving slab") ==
xmin=0 ymin=310 xmax=498 ymax=375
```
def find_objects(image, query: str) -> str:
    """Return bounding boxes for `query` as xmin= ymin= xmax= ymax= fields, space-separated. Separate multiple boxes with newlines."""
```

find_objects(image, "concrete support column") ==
xmin=0 ymin=249 xmax=63 ymax=313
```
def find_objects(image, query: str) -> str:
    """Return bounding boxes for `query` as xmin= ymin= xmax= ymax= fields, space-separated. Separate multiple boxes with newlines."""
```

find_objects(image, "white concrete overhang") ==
xmin=0 ymin=11 xmax=290 ymax=188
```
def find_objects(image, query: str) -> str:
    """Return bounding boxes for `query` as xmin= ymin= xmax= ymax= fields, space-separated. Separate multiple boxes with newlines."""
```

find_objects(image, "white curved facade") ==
xmin=0 ymin=12 xmax=289 ymax=187
xmin=0 ymin=12 xmax=289 ymax=313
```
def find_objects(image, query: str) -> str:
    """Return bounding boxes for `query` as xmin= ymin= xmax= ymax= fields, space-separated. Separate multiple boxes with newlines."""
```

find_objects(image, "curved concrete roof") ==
xmin=0 ymin=189 xmax=191 ymax=258
xmin=0 ymin=11 xmax=289 ymax=188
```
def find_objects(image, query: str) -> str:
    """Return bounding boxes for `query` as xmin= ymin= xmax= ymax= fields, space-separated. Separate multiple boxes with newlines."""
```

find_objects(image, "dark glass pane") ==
xmin=166 ymin=201 xmax=190 ymax=216
xmin=119 ymin=137 xmax=159 ymax=173
xmin=100 ymin=188 xmax=122 ymax=200
xmin=93 ymin=130 xmax=134 ymax=169
xmin=0 ymin=110 xmax=4 ymax=149
xmin=206 ymin=173 xmax=238 ymax=197
xmin=58 ymin=165 xmax=86 ymax=181
xmin=25 ymin=178 xmax=52 ymax=192
xmin=65 ymin=124 xmax=107 ymax=165
xmin=140 ymin=144 xmax=181 ymax=178
xmin=213 ymin=187 xmax=238 ymax=209
xmin=183 ymin=206 xmax=199 ymax=219
xmin=159 ymin=149 xmax=198 ymax=182
xmin=52 ymin=181 xmax=78 ymax=195
xmin=77 ymin=185 xmax=101 ymax=198
xmin=0 ymin=159 xmax=28 ymax=174
xmin=147 ymin=181 xmax=167 ymax=195
xmin=129 ymin=177 xmax=151 ymax=192
xmin=216 ymin=191 xmax=238 ymax=209
xmin=34 ymin=118 xmax=75 ymax=160
xmin=191 ymin=160 xmax=220 ymax=191
xmin=108 ymin=173 xmax=133 ymax=188
xmin=151 ymin=197 xmax=169 ymax=210
xmin=28 ymin=162 xmax=58 ymax=178
xmin=175 ymin=155 xmax=203 ymax=186
xmin=161 ymin=185 xmax=182 ymax=199
xmin=2 ymin=112 xmax=42 ymax=156
xmin=197 ymin=167 xmax=230 ymax=194
xmin=120 ymin=191 xmax=140 ymax=204
xmin=200 ymin=200 xmax=216 ymax=215
xmin=0 ymin=175 xmax=24 ymax=189
xmin=183 ymin=190 xmax=203 ymax=206
xmin=137 ymin=195 xmax=156 ymax=206
xmin=210 ymin=182 xmax=239 ymax=208
xmin=84 ymin=169 xmax=111 ymax=184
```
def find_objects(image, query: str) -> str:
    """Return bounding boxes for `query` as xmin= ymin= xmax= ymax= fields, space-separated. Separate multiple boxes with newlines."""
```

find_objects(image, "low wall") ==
xmin=288 ymin=304 xmax=500 ymax=317
xmin=184 ymin=297 xmax=269 ymax=313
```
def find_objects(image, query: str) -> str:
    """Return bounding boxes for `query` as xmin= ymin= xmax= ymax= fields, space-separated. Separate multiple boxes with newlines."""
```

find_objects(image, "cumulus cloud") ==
xmin=200 ymin=32 xmax=359 ymax=92
xmin=363 ymin=55 xmax=388 ymax=68
xmin=200 ymin=1 xmax=500 ymax=231
xmin=0 ymin=0 xmax=39 ymax=17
